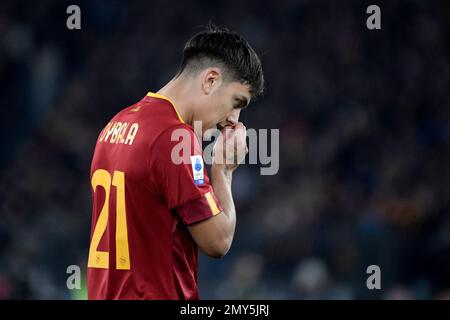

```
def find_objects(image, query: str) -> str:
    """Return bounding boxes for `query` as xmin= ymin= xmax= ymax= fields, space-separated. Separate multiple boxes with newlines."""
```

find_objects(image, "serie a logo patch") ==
xmin=190 ymin=155 xmax=204 ymax=185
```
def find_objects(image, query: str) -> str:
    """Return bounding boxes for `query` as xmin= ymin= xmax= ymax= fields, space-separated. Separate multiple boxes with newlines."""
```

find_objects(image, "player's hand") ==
xmin=212 ymin=122 xmax=248 ymax=172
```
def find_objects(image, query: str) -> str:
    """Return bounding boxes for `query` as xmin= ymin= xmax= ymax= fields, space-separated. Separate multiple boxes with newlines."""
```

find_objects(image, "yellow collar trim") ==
xmin=146 ymin=92 xmax=185 ymax=123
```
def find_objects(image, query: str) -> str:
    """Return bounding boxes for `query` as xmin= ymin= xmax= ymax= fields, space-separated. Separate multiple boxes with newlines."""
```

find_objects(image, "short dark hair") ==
xmin=178 ymin=24 xmax=265 ymax=98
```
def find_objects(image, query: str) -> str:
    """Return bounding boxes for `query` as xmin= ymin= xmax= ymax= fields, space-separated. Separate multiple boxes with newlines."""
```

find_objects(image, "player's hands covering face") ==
xmin=213 ymin=122 xmax=248 ymax=171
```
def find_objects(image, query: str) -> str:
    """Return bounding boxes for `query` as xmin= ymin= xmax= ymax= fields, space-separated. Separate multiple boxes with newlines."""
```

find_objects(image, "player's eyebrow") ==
xmin=234 ymin=95 xmax=250 ymax=109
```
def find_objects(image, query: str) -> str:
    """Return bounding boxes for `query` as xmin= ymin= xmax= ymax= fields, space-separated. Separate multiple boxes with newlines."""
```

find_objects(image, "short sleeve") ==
xmin=148 ymin=124 xmax=223 ymax=225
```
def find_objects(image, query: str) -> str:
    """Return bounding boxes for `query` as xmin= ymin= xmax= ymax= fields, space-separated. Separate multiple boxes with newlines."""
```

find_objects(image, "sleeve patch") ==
xmin=190 ymin=155 xmax=205 ymax=185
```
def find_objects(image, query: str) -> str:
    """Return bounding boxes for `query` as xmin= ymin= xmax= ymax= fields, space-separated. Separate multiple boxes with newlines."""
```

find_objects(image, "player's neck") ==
xmin=156 ymin=78 xmax=194 ymax=126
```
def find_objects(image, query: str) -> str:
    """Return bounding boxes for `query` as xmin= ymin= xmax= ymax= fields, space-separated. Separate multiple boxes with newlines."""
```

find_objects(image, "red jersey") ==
xmin=87 ymin=92 xmax=222 ymax=300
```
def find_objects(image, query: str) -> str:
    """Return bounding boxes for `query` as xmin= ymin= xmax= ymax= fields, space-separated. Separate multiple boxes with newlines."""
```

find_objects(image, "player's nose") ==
xmin=227 ymin=109 xmax=241 ymax=126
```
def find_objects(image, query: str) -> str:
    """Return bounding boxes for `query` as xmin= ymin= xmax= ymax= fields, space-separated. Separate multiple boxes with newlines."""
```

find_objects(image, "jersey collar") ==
xmin=146 ymin=92 xmax=185 ymax=123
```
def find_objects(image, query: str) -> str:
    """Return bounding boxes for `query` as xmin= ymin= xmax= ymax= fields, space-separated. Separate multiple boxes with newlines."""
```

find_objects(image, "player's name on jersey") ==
xmin=98 ymin=121 xmax=139 ymax=145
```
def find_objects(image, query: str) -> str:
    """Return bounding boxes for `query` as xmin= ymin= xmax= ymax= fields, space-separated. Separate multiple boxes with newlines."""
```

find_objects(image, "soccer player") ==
xmin=87 ymin=25 xmax=264 ymax=299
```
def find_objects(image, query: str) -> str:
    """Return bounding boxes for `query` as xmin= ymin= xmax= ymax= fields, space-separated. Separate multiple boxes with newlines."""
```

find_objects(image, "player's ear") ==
xmin=201 ymin=68 xmax=222 ymax=95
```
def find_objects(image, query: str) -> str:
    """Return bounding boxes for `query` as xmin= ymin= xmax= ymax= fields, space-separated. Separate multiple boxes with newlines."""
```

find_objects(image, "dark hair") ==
xmin=178 ymin=24 xmax=264 ymax=98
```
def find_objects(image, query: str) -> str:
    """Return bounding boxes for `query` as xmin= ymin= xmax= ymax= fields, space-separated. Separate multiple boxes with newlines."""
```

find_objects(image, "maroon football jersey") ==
xmin=87 ymin=92 xmax=222 ymax=300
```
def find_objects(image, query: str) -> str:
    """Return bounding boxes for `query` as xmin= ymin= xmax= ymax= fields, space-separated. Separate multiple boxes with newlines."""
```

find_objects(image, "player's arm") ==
xmin=187 ymin=166 xmax=235 ymax=258
xmin=187 ymin=123 xmax=246 ymax=259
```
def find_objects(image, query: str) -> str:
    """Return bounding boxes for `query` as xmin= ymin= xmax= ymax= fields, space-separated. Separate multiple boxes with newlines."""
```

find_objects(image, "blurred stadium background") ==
xmin=1 ymin=0 xmax=449 ymax=299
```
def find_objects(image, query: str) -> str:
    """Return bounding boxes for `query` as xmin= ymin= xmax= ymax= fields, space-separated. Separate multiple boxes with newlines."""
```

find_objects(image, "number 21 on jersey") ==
xmin=88 ymin=169 xmax=130 ymax=270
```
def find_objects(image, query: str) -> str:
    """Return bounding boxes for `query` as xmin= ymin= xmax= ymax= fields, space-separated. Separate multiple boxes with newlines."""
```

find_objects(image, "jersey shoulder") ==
xmin=97 ymin=93 xmax=188 ymax=147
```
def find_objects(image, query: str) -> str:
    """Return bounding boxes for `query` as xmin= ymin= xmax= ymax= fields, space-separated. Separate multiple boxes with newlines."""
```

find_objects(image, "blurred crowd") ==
xmin=1 ymin=0 xmax=449 ymax=299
